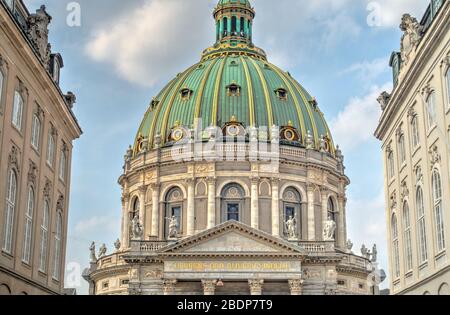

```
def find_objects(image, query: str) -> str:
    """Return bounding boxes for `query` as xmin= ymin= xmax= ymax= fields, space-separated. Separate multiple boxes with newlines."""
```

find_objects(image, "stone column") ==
xmin=186 ymin=179 xmax=196 ymax=236
xmin=121 ymin=195 xmax=130 ymax=249
xmin=288 ymin=279 xmax=304 ymax=295
xmin=163 ymin=279 xmax=177 ymax=296
xmin=202 ymin=280 xmax=217 ymax=296
xmin=207 ymin=178 xmax=216 ymax=229
xmin=338 ymin=195 xmax=347 ymax=249
xmin=271 ymin=178 xmax=280 ymax=237
xmin=307 ymin=184 xmax=316 ymax=241
xmin=249 ymin=279 xmax=264 ymax=295
xmin=321 ymin=188 xmax=329 ymax=241
xmin=251 ymin=177 xmax=260 ymax=230
xmin=151 ymin=184 xmax=160 ymax=238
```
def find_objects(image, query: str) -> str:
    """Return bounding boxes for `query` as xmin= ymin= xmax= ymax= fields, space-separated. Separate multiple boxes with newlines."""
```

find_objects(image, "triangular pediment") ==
xmin=161 ymin=221 xmax=304 ymax=256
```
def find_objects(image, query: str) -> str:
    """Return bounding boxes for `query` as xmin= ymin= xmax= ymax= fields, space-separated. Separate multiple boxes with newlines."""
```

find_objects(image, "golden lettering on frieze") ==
xmin=169 ymin=261 xmax=293 ymax=272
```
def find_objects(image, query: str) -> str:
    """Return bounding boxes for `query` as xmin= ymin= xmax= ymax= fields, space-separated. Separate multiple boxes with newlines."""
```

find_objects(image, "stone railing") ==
xmin=130 ymin=240 xmax=170 ymax=253
xmin=296 ymin=241 xmax=335 ymax=253
xmin=339 ymin=253 xmax=371 ymax=270
xmin=96 ymin=253 xmax=126 ymax=269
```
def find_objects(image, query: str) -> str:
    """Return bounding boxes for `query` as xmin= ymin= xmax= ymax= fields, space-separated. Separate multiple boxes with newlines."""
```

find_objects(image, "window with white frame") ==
xmin=22 ymin=187 xmax=34 ymax=264
xmin=3 ymin=169 xmax=17 ymax=254
xmin=411 ymin=116 xmax=420 ymax=149
xmin=403 ymin=202 xmax=413 ymax=272
xmin=52 ymin=212 xmax=62 ymax=280
xmin=416 ymin=187 xmax=428 ymax=264
xmin=59 ymin=148 xmax=67 ymax=182
xmin=39 ymin=201 xmax=50 ymax=273
xmin=398 ymin=134 xmax=406 ymax=164
xmin=392 ymin=214 xmax=400 ymax=279
xmin=446 ymin=68 xmax=450 ymax=106
xmin=432 ymin=169 xmax=446 ymax=252
xmin=46 ymin=132 xmax=55 ymax=167
xmin=12 ymin=91 xmax=24 ymax=130
xmin=0 ymin=70 xmax=4 ymax=106
xmin=388 ymin=150 xmax=395 ymax=179
xmin=426 ymin=91 xmax=437 ymax=129
xmin=31 ymin=114 xmax=41 ymax=150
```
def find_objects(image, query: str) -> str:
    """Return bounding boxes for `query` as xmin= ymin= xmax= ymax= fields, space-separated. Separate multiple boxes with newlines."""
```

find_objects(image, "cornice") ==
xmin=375 ymin=2 xmax=450 ymax=140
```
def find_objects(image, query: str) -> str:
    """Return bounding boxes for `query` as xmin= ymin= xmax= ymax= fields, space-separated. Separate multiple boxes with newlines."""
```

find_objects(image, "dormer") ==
xmin=50 ymin=53 xmax=64 ymax=85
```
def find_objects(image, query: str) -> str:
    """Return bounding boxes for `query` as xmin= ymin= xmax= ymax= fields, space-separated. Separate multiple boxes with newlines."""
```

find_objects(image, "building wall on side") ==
xmin=378 ymin=3 xmax=450 ymax=295
xmin=0 ymin=4 xmax=80 ymax=295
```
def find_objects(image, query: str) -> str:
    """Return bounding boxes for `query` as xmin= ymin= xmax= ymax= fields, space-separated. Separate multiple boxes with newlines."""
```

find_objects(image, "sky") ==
xmin=24 ymin=0 xmax=431 ymax=294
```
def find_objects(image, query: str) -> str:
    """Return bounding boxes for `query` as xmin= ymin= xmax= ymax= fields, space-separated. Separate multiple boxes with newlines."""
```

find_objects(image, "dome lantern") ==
xmin=214 ymin=0 xmax=255 ymax=44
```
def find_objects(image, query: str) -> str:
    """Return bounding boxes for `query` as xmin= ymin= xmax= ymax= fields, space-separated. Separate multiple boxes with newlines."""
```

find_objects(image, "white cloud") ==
xmin=330 ymin=82 xmax=392 ymax=152
xmin=340 ymin=57 xmax=390 ymax=83
xmin=85 ymin=0 xmax=364 ymax=85
xmin=85 ymin=0 xmax=213 ymax=87
xmin=367 ymin=0 xmax=430 ymax=28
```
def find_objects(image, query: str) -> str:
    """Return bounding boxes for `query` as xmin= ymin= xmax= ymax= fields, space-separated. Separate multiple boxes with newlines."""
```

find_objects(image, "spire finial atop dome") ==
xmin=213 ymin=0 xmax=255 ymax=44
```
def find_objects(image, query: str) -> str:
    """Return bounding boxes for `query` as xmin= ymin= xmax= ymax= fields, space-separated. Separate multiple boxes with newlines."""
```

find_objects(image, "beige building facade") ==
xmin=0 ymin=0 xmax=81 ymax=295
xmin=375 ymin=0 xmax=450 ymax=295
xmin=84 ymin=0 xmax=383 ymax=296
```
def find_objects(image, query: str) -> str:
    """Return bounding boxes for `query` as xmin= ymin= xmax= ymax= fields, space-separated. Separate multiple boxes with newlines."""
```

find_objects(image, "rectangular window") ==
xmin=0 ymin=70 xmax=4 ymax=107
xmin=59 ymin=150 xmax=66 ymax=182
xmin=12 ymin=91 xmax=23 ymax=130
xmin=31 ymin=115 xmax=41 ymax=151
xmin=227 ymin=204 xmax=240 ymax=221
xmin=46 ymin=133 xmax=55 ymax=167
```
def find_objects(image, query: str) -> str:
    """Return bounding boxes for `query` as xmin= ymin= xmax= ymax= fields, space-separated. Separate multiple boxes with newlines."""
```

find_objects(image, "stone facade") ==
xmin=375 ymin=0 xmax=450 ymax=296
xmin=85 ymin=142 xmax=378 ymax=295
xmin=84 ymin=0 xmax=381 ymax=295
xmin=0 ymin=0 xmax=81 ymax=295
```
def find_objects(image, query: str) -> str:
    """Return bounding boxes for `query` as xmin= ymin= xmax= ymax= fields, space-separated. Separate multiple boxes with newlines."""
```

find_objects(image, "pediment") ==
xmin=162 ymin=221 xmax=304 ymax=256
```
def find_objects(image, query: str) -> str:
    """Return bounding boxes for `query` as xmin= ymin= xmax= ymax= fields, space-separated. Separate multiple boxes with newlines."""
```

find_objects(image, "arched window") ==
xmin=3 ymin=169 xmax=17 ymax=253
xmin=132 ymin=197 xmax=140 ymax=219
xmin=446 ymin=68 xmax=450 ymax=106
xmin=231 ymin=16 xmax=237 ymax=35
xmin=39 ymin=200 xmax=50 ymax=273
xmin=0 ymin=70 xmax=4 ymax=105
xmin=240 ymin=17 xmax=245 ymax=35
xmin=432 ymin=169 xmax=446 ymax=252
xmin=387 ymin=150 xmax=395 ymax=179
xmin=328 ymin=198 xmax=337 ymax=240
xmin=223 ymin=17 xmax=228 ymax=36
xmin=46 ymin=133 xmax=55 ymax=167
xmin=165 ymin=187 xmax=184 ymax=238
xmin=392 ymin=214 xmax=400 ymax=279
xmin=12 ymin=91 xmax=24 ymax=130
xmin=282 ymin=188 xmax=301 ymax=238
xmin=22 ymin=187 xmax=35 ymax=264
xmin=403 ymin=202 xmax=413 ymax=272
xmin=31 ymin=114 xmax=41 ymax=150
xmin=416 ymin=187 xmax=428 ymax=263
xmin=426 ymin=91 xmax=437 ymax=129
xmin=411 ymin=115 xmax=420 ymax=148
xmin=398 ymin=134 xmax=406 ymax=164
xmin=221 ymin=184 xmax=245 ymax=223
xmin=52 ymin=212 xmax=62 ymax=281
xmin=59 ymin=149 xmax=67 ymax=182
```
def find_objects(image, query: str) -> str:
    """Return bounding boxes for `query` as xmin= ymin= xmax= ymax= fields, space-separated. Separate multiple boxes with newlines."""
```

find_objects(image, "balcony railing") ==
xmin=130 ymin=240 xmax=335 ymax=254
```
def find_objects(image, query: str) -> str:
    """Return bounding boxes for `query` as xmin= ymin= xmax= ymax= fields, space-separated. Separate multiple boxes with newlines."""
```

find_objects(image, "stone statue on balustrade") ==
xmin=323 ymin=215 xmax=337 ymax=241
xmin=131 ymin=214 xmax=144 ymax=240
xmin=285 ymin=216 xmax=297 ymax=240
xmin=98 ymin=244 xmax=107 ymax=258
xmin=89 ymin=242 xmax=97 ymax=263
xmin=166 ymin=215 xmax=179 ymax=239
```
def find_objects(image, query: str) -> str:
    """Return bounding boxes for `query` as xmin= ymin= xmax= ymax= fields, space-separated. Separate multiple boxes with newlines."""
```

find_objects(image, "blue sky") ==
xmin=24 ymin=0 xmax=430 ymax=294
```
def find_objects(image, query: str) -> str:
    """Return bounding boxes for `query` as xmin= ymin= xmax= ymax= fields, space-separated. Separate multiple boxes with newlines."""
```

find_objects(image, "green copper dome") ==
xmin=217 ymin=0 xmax=252 ymax=8
xmin=133 ymin=0 xmax=335 ymax=155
